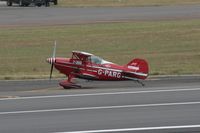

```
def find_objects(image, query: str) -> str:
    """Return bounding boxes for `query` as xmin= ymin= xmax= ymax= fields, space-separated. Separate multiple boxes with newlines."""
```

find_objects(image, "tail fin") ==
xmin=125 ymin=58 xmax=149 ymax=79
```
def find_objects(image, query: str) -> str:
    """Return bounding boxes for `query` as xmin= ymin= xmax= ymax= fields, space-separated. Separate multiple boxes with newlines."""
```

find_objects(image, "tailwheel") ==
xmin=137 ymin=80 xmax=145 ymax=86
xmin=59 ymin=80 xmax=81 ymax=89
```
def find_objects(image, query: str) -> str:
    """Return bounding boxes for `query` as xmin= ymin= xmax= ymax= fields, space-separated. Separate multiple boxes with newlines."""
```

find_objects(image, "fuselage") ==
xmin=47 ymin=57 xmax=147 ymax=81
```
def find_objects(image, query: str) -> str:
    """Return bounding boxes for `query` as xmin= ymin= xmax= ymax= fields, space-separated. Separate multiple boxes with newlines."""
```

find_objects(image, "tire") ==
xmin=7 ymin=0 xmax=13 ymax=6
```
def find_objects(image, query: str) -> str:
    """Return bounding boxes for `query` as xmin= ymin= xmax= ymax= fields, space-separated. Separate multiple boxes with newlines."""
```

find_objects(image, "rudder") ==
xmin=126 ymin=58 xmax=149 ymax=79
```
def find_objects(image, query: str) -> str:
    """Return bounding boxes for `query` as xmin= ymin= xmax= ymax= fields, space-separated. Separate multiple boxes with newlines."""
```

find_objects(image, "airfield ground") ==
xmin=0 ymin=1 xmax=200 ymax=79
xmin=0 ymin=20 xmax=200 ymax=79
xmin=0 ymin=2 xmax=200 ymax=133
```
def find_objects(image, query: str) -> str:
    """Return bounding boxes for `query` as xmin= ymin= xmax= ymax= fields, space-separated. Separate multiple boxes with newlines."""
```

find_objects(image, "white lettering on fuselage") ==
xmin=98 ymin=69 xmax=121 ymax=78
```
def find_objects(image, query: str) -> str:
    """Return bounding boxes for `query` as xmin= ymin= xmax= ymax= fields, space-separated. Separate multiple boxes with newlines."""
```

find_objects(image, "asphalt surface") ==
xmin=1 ymin=3 xmax=200 ymax=133
xmin=0 ymin=4 xmax=200 ymax=26
xmin=0 ymin=76 xmax=200 ymax=133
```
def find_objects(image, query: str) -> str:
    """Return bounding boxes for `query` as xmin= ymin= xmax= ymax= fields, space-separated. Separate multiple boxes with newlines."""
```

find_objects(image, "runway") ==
xmin=0 ymin=76 xmax=200 ymax=133
xmin=0 ymin=4 xmax=200 ymax=26
xmin=0 ymin=3 xmax=200 ymax=132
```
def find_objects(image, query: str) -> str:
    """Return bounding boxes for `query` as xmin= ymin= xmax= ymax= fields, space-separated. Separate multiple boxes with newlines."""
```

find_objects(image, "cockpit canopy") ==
xmin=89 ymin=55 xmax=103 ymax=64
xmin=72 ymin=51 xmax=112 ymax=65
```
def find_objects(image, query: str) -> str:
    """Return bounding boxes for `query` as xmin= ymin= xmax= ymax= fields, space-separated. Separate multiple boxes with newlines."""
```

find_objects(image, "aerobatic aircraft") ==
xmin=46 ymin=42 xmax=149 ymax=88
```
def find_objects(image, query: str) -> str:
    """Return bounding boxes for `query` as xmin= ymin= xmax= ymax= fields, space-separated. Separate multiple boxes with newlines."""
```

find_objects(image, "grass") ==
xmin=58 ymin=0 xmax=200 ymax=7
xmin=0 ymin=19 xmax=200 ymax=79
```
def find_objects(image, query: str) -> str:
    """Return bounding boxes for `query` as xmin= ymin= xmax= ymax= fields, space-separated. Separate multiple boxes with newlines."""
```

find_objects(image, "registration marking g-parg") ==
xmin=97 ymin=69 xmax=121 ymax=78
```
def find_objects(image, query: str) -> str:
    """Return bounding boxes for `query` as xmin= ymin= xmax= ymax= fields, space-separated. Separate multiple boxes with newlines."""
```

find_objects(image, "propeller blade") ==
xmin=49 ymin=41 xmax=57 ymax=80
xmin=50 ymin=63 xmax=54 ymax=79
xmin=53 ymin=40 xmax=56 ymax=58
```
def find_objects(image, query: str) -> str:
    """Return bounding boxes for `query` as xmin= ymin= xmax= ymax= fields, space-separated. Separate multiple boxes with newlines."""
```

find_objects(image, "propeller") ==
xmin=49 ymin=41 xmax=57 ymax=80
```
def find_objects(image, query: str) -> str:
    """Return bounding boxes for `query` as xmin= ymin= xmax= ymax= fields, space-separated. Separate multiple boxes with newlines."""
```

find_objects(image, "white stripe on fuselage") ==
xmin=56 ymin=62 xmax=147 ymax=78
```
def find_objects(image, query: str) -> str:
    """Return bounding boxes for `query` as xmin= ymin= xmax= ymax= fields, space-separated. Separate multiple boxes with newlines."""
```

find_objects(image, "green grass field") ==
xmin=0 ymin=20 xmax=200 ymax=79
xmin=58 ymin=0 xmax=200 ymax=7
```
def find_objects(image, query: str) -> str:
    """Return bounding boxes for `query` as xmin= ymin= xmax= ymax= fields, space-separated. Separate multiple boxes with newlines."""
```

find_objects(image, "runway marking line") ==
xmin=0 ymin=101 xmax=200 ymax=115
xmin=0 ymin=87 xmax=200 ymax=101
xmin=55 ymin=125 xmax=200 ymax=133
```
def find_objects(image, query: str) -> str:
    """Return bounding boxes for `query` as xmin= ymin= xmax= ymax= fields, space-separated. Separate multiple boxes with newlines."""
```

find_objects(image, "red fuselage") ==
xmin=47 ymin=56 xmax=148 ymax=81
xmin=46 ymin=51 xmax=148 ymax=88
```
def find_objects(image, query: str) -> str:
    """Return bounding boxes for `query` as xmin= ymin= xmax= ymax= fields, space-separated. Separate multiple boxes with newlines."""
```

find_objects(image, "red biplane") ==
xmin=47 ymin=43 xmax=149 ymax=88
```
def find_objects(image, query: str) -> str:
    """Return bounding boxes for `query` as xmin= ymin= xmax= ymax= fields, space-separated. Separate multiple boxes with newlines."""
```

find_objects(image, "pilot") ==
xmin=91 ymin=56 xmax=102 ymax=64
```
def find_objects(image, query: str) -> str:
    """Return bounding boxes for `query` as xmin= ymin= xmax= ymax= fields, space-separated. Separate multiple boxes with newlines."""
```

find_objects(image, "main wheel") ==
xmin=59 ymin=80 xmax=81 ymax=89
xmin=7 ymin=0 xmax=13 ymax=6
